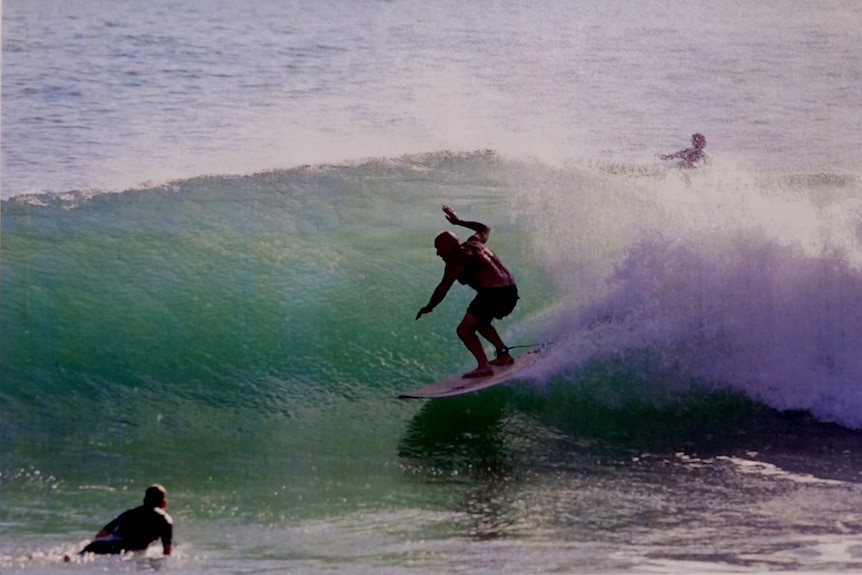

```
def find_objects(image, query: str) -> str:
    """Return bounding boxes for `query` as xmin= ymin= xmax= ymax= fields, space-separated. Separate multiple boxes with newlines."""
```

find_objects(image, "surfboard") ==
xmin=399 ymin=351 xmax=542 ymax=399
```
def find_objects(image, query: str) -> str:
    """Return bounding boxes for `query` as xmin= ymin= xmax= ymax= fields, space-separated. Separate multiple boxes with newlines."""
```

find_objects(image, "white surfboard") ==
xmin=399 ymin=351 xmax=542 ymax=399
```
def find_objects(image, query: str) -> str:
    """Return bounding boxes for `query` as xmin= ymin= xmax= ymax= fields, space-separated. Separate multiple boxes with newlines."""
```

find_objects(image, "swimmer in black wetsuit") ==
xmin=80 ymin=484 xmax=173 ymax=556
xmin=416 ymin=206 xmax=519 ymax=378
xmin=660 ymin=133 xmax=707 ymax=169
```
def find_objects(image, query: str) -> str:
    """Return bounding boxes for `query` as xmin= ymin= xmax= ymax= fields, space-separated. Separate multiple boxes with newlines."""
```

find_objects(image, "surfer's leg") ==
xmin=472 ymin=287 xmax=517 ymax=366
xmin=477 ymin=324 xmax=513 ymax=366
xmin=81 ymin=539 xmax=124 ymax=555
xmin=457 ymin=312 xmax=493 ymax=378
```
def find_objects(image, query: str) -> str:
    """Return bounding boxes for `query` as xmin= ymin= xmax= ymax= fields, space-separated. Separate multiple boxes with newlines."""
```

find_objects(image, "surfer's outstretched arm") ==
xmin=416 ymin=272 xmax=456 ymax=320
xmin=443 ymin=205 xmax=489 ymax=243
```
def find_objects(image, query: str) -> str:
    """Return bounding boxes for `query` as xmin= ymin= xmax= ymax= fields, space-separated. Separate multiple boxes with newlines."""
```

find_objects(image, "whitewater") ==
xmin=3 ymin=1 xmax=862 ymax=573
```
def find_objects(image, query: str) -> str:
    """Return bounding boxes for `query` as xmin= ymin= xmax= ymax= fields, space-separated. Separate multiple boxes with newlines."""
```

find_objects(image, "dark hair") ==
xmin=143 ymin=484 xmax=167 ymax=507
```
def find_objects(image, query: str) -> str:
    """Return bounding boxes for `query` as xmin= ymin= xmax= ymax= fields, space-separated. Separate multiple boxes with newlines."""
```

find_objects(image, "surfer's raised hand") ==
xmin=443 ymin=206 xmax=489 ymax=242
xmin=416 ymin=306 xmax=432 ymax=320
xmin=442 ymin=205 xmax=460 ymax=225
xmin=443 ymin=205 xmax=487 ymax=237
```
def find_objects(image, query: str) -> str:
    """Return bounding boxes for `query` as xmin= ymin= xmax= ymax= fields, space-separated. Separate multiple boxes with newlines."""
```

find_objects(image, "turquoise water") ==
xmin=4 ymin=153 xmax=862 ymax=573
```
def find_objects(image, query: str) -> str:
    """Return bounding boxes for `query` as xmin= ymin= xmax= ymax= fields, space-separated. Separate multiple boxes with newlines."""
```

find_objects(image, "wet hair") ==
xmin=143 ymin=484 xmax=167 ymax=507
xmin=692 ymin=133 xmax=706 ymax=147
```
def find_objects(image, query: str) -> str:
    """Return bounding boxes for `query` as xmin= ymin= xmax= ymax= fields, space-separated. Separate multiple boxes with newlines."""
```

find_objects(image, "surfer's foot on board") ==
xmin=462 ymin=366 xmax=494 ymax=379
xmin=490 ymin=347 xmax=514 ymax=367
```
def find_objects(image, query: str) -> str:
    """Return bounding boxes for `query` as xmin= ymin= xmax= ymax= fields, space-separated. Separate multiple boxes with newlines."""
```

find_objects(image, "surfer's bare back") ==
xmin=416 ymin=205 xmax=519 ymax=378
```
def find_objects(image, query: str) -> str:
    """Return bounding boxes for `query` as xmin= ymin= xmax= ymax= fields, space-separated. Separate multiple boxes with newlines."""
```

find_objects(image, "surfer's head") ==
xmin=692 ymin=133 xmax=706 ymax=149
xmin=434 ymin=231 xmax=460 ymax=260
xmin=144 ymin=484 xmax=168 ymax=509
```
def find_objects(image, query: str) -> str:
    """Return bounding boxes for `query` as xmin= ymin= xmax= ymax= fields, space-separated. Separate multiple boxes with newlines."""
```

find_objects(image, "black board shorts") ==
xmin=467 ymin=285 xmax=519 ymax=326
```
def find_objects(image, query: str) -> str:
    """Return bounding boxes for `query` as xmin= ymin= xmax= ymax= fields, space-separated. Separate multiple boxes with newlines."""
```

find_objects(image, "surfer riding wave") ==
xmin=416 ymin=206 xmax=519 ymax=378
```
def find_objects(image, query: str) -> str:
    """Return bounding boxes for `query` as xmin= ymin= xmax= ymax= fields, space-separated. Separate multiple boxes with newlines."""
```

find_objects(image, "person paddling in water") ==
xmin=660 ymin=133 xmax=707 ymax=169
xmin=416 ymin=206 xmax=519 ymax=378
xmin=77 ymin=484 xmax=173 ymax=558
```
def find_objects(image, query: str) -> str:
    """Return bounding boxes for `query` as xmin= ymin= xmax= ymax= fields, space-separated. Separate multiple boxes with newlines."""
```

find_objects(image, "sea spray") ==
xmin=518 ymin=160 xmax=862 ymax=427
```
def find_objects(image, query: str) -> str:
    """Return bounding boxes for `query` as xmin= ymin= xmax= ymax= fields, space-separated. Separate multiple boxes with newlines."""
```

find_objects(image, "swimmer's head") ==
xmin=144 ymin=484 xmax=168 ymax=508
xmin=692 ymin=133 xmax=706 ymax=148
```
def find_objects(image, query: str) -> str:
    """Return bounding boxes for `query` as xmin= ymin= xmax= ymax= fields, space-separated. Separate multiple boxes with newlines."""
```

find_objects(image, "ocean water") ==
xmin=3 ymin=1 xmax=862 ymax=573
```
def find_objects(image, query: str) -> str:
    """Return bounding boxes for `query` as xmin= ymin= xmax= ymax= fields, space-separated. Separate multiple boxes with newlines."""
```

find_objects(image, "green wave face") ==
xmin=3 ymin=153 xmax=862 ymax=525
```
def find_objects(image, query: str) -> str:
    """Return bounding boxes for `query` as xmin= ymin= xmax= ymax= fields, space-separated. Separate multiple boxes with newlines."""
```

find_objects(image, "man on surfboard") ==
xmin=416 ymin=205 xmax=518 ymax=378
